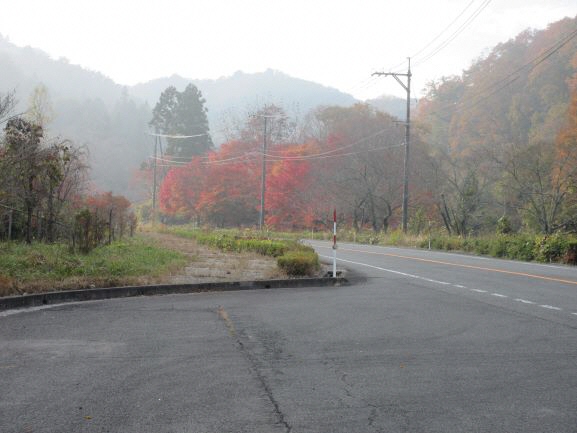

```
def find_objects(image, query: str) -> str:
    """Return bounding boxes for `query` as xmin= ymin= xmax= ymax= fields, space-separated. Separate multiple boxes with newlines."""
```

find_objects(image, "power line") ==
xmin=348 ymin=1 xmax=481 ymax=96
xmin=386 ymin=0 xmax=478 ymax=73
xmin=149 ymin=125 xmax=400 ymax=167
xmin=147 ymin=132 xmax=208 ymax=139
xmin=263 ymin=126 xmax=397 ymax=158
xmin=262 ymin=142 xmax=406 ymax=162
xmin=412 ymin=0 xmax=492 ymax=68
xmin=207 ymin=142 xmax=405 ymax=166
xmin=424 ymin=26 xmax=577 ymax=119
xmin=149 ymin=156 xmax=189 ymax=165
xmin=204 ymin=126 xmax=400 ymax=166
xmin=411 ymin=0 xmax=477 ymax=60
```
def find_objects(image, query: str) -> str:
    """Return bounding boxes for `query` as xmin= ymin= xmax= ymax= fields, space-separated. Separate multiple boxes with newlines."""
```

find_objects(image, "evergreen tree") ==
xmin=150 ymin=84 xmax=212 ymax=158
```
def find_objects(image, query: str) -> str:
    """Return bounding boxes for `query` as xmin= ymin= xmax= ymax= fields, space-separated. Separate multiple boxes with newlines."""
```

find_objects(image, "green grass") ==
xmin=421 ymin=233 xmax=577 ymax=264
xmin=167 ymin=225 xmax=577 ymax=266
xmin=264 ymin=226 xmax=577 ymax=265
xmin=163 ymin=227 xmax=290 ymax=256
xmin=277 ymin=250 xmax=320 ymax=276
xmin=0 ymin=236 xmax=187 ymax=296
xmin=162 ymin=226 xmax=320 ymax=276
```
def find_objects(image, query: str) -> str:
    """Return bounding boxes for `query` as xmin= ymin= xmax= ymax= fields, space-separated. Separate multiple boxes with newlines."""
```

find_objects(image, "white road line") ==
xmin=319 ymin=255 xmax=453 ymax=287
xmin=515 ymin=298 xmax=536 ymax=305
xmin=539 ymin=305 xmax=562 ymax=311
xmin=320 ymin=254 xmax=571 ymax=318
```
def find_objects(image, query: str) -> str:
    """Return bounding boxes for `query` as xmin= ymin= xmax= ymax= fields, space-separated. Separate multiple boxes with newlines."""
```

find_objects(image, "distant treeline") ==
xmin=142 ymin=16 xmax=577 ymax=236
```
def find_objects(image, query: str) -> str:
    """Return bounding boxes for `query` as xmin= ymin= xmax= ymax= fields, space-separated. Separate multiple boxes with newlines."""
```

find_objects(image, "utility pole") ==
xmin=255 ymin=113 xmax=286 ymax=230
xmin=152 ymin=130 xmax=159 ymax=225
xmin=259 ymin=116 xmax=269 ymax=230
xmin=372 ymin=58 xmax=412 ymax=233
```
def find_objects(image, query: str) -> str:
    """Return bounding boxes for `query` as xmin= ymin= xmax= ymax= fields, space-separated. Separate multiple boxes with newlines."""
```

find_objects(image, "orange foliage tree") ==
xmin=265 ymin=144 xmax=315 ymax=229
xmin=196 ymin=140 xmax=260 ymax=227
xmin=159 ymin=158 xmax=206 ymax=222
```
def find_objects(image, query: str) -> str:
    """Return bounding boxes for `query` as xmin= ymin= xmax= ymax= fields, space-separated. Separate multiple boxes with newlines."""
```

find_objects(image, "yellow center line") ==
xmin=317 ymin=244 xmax=577 ymax=286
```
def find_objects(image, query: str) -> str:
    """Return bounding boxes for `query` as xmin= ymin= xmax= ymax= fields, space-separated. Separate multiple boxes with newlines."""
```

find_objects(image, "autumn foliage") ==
xmin=159 ymin=139 xmax=318 ymax=228
xmin=157 ymin=102 xmax=429 ymax=231
xmin=154 ymin=17 xmax=577 ymax=234
xmin=73 ymin=192 xmax=136 ymax=252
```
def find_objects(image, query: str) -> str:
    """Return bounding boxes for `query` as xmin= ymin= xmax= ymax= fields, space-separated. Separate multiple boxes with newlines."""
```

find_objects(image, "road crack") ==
xmin=217 ymin=306 xmax=292 ymax=432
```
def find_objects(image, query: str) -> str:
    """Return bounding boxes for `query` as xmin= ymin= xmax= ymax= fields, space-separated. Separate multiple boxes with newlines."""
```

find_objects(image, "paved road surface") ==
xmin=309 ymin=240 xmax=577 ymax=326
xmin=1 ymin=242 xmax=576 ymax=432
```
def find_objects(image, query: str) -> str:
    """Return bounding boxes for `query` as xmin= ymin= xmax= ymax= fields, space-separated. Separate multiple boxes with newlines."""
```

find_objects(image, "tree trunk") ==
xmin=47 ymin=186 xmax=55 ymax=242
xmin=25 ymin=204 xmax=33 ymax=244
xmin=8 ymin=210 xmax=12 ymax=240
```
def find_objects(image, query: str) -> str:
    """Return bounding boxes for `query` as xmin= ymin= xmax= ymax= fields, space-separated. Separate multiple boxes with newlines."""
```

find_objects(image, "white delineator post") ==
xmin=332 ymin=208 xmax=337 ymax=278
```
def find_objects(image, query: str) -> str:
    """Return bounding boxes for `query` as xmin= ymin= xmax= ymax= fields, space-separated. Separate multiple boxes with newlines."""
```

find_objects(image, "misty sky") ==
xmin=1 ymin=0 xmax=575 ymax=100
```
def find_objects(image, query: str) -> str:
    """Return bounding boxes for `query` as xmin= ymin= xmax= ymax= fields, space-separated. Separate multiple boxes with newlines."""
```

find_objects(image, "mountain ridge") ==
xmin=0 ymin=35 xmax=374 ymax=196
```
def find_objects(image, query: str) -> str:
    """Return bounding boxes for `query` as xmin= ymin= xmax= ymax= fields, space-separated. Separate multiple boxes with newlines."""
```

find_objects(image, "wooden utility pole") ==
xmin=259 ymin=116 xmax=268 ymax=230
xmin=152 ymin=131 xmax=158 ymax=225
xmin=372 ymin=58 xmax=412 ymax=233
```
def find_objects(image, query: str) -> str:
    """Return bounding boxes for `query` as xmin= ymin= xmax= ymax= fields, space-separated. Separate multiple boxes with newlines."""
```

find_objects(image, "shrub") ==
xmin=237 ymin=239 xmax=287 ymax=257
xmin=563 ymin=239 xmax=577 ymax=265
xmin=488 ymin=236 xmax=508 ymax=258
xmin=496 ymin=216 xmax=513 ymax=234
xmin=534 ymin=233 xmax=568 ymax=263
xmin=164 ymin=227 xmax=322 ymax=275
xmin=504 ymin=234 xmax=535 ymax=261
xmin=277 ymin=250 xmax=320 ymax=276
xmin=387 ymin=229 xmax=404 ymax=246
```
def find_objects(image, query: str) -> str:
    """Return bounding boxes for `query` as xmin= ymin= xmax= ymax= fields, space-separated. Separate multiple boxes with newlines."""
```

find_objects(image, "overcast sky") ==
xmin=1 ymin=0 xmax=575 ymax=100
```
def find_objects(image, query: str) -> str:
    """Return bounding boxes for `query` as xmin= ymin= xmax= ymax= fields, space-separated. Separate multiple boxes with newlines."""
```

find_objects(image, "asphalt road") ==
xmin=1 ymin=242 xmax=577 ymax=432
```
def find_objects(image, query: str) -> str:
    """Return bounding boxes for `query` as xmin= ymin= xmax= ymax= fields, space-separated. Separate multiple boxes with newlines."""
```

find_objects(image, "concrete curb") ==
xmin=0 ymin=277 xmax=348 ymax=312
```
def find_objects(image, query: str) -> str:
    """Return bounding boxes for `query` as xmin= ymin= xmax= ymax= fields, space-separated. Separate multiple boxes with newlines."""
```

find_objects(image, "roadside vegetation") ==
xmin=0 ymin=236 xmax=187 ymax=297
xmin=3 ymin=18 xmax=577 ymax=299
xmin=297 ymin=228 xmax=577 ymax=265
xmin=135 ymin=20 xmax=577 ymax=261
xmin=423 ymin=233 xmax=577 ymax=264
xmin=160 ymin=226 xmax=320 ymax=277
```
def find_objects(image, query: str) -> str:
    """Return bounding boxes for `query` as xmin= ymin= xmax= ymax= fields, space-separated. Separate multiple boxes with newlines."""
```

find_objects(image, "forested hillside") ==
xmin=0 ymin=35 xmax=152 ymax=195
xmin=0 ymin=35 xmax=361 ymax=197
xmin=2 ymin=15 xmax=576 ymax=236
xmin=131 ymin=69 xmax=357 ymax=141
xmin=416 ymin=16 xmax=577 ymax=234
xmin=150 ymin=15 xmax=577 ymax=235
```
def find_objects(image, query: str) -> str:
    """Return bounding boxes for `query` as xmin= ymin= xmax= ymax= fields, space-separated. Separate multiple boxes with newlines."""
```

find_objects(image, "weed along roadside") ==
xmin=160 ymin=227 xmax=323 ymax=277
xmin=0 ymin=236 xmax=187 ymax=297
xmin=0 ymin=229 xmax=346 ymax=309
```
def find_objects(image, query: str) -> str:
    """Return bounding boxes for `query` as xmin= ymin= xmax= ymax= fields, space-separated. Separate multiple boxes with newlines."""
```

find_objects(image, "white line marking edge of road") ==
xmin=319 ymin=254 xmax=575 ymax=319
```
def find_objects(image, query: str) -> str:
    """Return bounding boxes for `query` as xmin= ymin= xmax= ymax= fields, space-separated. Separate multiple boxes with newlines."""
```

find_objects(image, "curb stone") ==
xmin=0 ymin=277 xmax=348 ymax=312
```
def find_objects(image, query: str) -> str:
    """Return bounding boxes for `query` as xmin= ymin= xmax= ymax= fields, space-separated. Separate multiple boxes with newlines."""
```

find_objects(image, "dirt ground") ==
xmin=141 ymin=231 xmax=286 ymax=284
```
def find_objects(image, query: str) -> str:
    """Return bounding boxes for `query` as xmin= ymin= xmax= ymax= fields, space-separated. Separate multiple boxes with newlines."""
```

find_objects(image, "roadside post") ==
xmin=332 ymin=208 xmax=337 ymax=278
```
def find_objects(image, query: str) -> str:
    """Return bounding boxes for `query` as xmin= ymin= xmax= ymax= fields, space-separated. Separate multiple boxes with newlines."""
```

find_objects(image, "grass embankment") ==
xmin=0 ymin=236 xmax=187 ymax=297
xmin=162 ymin=227 xmax=320 ymax=277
